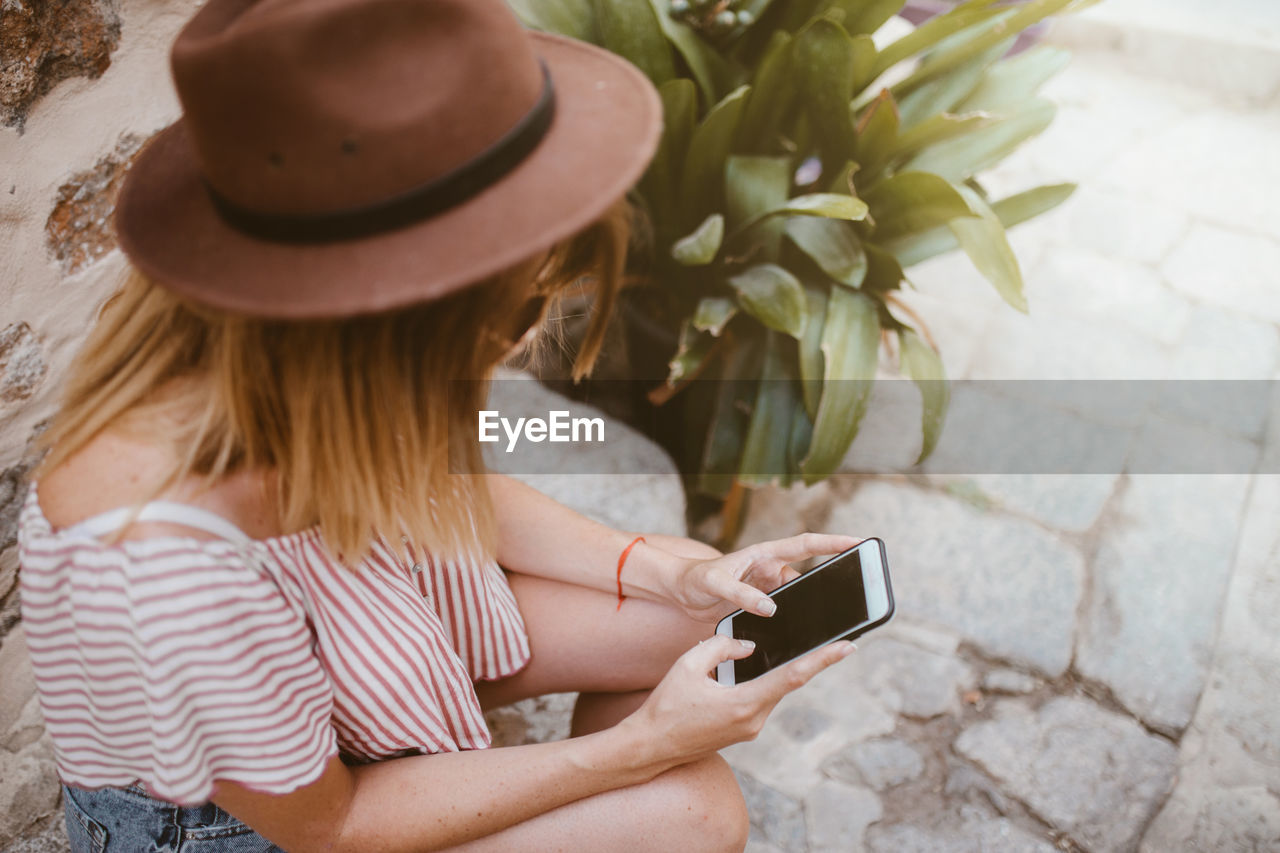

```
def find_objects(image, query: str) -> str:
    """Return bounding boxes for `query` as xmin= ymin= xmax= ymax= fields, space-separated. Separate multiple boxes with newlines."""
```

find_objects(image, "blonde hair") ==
xmin=38 ymin=201 xmax=631 ymax=563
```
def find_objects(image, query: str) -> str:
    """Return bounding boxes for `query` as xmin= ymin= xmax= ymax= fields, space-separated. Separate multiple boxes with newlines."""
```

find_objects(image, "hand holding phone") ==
xmin=715 ymin=537 xmax=893 ymax=685
xmin=618 ymin=633 xmax=856 ymax=775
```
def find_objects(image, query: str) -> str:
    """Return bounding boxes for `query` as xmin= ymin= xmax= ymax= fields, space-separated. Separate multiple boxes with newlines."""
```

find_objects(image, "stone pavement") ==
xmin=715 ymin=10 xmax=1280 ymax=851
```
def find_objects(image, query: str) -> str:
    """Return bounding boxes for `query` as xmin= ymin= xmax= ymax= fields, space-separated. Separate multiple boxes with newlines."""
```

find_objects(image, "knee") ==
xmin=658 ymin=757 xmax=750 ymax=853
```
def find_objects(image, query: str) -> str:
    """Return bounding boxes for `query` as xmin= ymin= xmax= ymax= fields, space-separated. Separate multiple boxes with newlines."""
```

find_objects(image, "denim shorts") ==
xmin=62 ymin=782 xmax=284 ymax=852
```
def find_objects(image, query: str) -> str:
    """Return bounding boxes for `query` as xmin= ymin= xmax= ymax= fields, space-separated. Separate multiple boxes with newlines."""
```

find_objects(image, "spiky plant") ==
xmin=509 ymin=0 xmax=1092 ymax=508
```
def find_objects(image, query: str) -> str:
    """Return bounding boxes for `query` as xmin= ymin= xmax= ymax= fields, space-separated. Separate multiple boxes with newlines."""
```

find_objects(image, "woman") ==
xmin=19 ymin=0 xmax=858 ymax=850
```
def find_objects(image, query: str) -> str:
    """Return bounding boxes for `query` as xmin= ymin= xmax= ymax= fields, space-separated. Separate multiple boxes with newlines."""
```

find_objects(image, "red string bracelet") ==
xmin=616 ymin=536 xmax=646 ymax=611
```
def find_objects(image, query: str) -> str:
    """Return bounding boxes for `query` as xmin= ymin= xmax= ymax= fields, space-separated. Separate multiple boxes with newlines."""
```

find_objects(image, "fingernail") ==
xmin=758 ymin=599 xmax=777 ymax=616
xmin=839 ymin=643 xmax=857 ymax=658
xmin=739 ymin=639 xmax=756 ymax=651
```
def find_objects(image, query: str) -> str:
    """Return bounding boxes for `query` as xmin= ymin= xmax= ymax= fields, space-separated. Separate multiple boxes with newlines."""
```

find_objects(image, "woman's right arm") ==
xmin=212 ymin=635 xmax=855 ymax=852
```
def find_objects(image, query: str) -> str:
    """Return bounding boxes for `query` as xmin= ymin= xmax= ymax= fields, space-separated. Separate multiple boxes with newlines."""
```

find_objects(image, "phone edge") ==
xmin=714 ymin=615 xmax=736 ymax=686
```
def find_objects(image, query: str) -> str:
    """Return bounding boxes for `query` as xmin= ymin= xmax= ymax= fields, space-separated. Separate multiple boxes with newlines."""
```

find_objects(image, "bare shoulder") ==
xmin=38 ymin=430 xmax=283 ymax=541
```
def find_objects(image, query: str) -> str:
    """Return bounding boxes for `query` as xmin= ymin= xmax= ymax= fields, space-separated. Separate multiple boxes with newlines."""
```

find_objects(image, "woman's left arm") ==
xmin=487 ymin=475 xmax=859 ymax=622
xmin=488 ymin=474 xmax=704 ymax=599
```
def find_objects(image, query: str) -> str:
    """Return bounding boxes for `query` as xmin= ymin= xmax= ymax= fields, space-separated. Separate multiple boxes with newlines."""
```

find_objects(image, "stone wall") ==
xmin=0 ymin=0 xmax=199 ymax=845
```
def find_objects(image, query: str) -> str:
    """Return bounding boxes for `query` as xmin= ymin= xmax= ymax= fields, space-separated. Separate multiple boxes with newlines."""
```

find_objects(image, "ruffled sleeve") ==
xmin=19 ymin=527 xmax=340 ymax=805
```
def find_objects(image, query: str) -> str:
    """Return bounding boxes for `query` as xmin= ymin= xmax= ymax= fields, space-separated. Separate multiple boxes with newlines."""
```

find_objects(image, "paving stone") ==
xmin=867 ymin=804 xmax=1057 ymax=853
xmin=963 ymin=474 xmax=1118 ymax=532
xmin=822 ymin=737 xmax=924 ymax=791
xmin=1098 ymin=111 xmax=1280 ymax=237
xmin=1026 ymin=246 xmax=1191 ymax=345
xmin=1019 ymin=101 xmax=1145 ymax=185
xmin=955 ymin=696 xmax=1178 ymax=853
xmin=724 ymin=657 xmax=896 ymax=800
xmin=803 ymin=779 xmax=882 ymax=853
xmin=1163 ymin=223 xmax=1280 ymax=325
xmin=1076 ymin=474 xmax=1251 ymax=733
xmin=0 ymin=625 xmax=38 ymax=741
xmin=880 ymin=619 xmax=961 ymax=657
xmin=0 ymin=739 xmax=60 ymax=849
xmin=1127 ymin=416 xmax=1260 ymax=476
xmin=735 ymin=770 xmax=808 ymax=852
xmin=1049 ymin=3 xmax=1280 ymax=106
xmin=826 ymin=480 xmax=1085 ymax=675
xmin=1064 ymin=185 xmax=1189 ymax=266
xmin=969 ymin=305 xmax=1172 ymax=381
xmin=737 ymin=481 xmax=834 ymax=545
xmin=1142 ymin=785 xmax=1280 ymax=853
xmin=742 ymin=840 xmax=784 ymax=853
xmin=485 ymin=692 xmax=574 ymax=748
xmin=1142 ymin=467 xmax=1280 ymax=849
xmin=1156 ymin=305 xmax=1280 ymax=440
xmin=981 ymin=668 xmax=1039 ymax=695
xmin=486 ymin=372 xmax=687 ymax=537
xmin=1167 ymin=305 xmax=1280 ymax=381
xmin=4 ymin=817 xmax=70 ymax=853
xmin=773 ymin=705 xmax=833 ymax=743
xmin=845 ymin=636 xmax=976 ymax=719
xmin=0 ymin=324 xmax=47 ymax=405
xmin=0 ymin=0 xmax=123 ymax=130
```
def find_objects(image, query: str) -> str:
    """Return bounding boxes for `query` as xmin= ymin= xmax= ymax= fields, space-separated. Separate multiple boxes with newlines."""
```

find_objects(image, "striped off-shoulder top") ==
xmin=17 ymin=484 xmax=530 ymax=806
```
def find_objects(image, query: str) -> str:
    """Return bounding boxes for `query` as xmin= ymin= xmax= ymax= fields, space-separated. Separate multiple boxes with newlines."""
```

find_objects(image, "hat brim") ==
xmin=114 ymin=33 xmax=662 ymax=318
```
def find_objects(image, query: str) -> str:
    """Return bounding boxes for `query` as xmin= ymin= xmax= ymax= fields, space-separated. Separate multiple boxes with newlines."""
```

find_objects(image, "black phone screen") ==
xmin=732 ymin=549 xmax=871 ymax=682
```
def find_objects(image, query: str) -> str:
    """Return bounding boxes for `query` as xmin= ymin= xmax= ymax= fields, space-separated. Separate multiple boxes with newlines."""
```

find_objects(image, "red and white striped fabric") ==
xmin=17 ymin=483 xmax=530 ymax=806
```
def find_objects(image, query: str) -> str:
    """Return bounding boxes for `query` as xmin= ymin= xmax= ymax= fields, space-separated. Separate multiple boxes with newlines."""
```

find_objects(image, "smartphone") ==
xmin=715 ymin=537 xmax=894 ymax=685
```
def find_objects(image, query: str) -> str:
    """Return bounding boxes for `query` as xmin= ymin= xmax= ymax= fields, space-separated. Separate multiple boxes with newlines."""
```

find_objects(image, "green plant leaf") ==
xmin=590 ymin=0 xmax=676 ymax=86
xmin=800 ymin=287 xmax=880 ymax=483
xmin=737 ymin=32 xmax=796 ymax=155
xmin=886 ymin=182 xmax=1076 ymax=267
xmin=863 ymin=243 xmax=906 ymax=291
xmin=697 ymin=344 xmax=758 ymax=497
xmin=836 ymin=0 xmax=907 ymax=36
xmin=991 ymin=182 xmax=1076 ymax=227
xmin=672 ymin=213 xmax=725 ymax=265
xmin=853 ymin=90 xmax=901 ymax=182
xmin=728 ymin=263 xmax=808 ymax=338
xmin=644 ymin=0 xmax=722 ymax=102
xmin=725 ymin=154 xmax=790 ymax=259
xmin=868 ymin=1 xmax=1005 ymax=81
xmin=891 ymin=112 xmax=997 ymax=166
xmin=895 ymin=36 xmax=1015 ymax=129
xmin=798 ymin=284 xmax=828 ymax=418
xmin=693 ymin=296 xmax=738 ymax=336
xmin=899 ymin=329 xmax=949 ymax=463
xmin=685 ymin=87 xmax=752 ymax=223
xmin=785 ymin=217 xmax=868 ymax=288
xmin=667 ymin=320 xmax=715 ymax=385
xmin=736 ymin=193 xmax=871 ymax=238
xmin=959 ymin=45 xmax=1072 ymax=111
xmin=864 ymin=171 xmax=975 ymax=241
xmin=892 ymin=0 xmax=1084 ymax=100
xmin=949 ymin=183 xmax=1027 ymax=311
xmin=506 ymin=0 xmax=596 ymax=40
xmin=786 ymin=396 xmax=815 ymax=483
xmin=642 ymin=78 xmax=697 ymax=232
xmin=739 ymin=332 xmax=802 ymax=486
xmin=903 ymin=97 xmax=1055 ymax=183
xmin=793 ymin=17 xmax=862 ymax=169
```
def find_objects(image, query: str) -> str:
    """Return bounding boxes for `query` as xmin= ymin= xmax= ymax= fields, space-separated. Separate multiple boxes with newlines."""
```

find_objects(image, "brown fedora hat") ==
xmin=114 ymin=0 xmax=661 ymax=318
